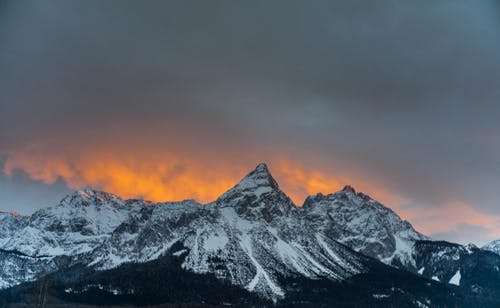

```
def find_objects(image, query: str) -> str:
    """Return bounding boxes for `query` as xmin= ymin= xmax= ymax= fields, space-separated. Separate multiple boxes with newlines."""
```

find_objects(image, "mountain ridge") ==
xmin=1 ymin=163 xmax=500 ymax=306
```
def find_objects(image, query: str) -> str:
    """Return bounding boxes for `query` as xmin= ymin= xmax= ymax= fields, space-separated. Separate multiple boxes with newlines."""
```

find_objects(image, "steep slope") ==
xmin=303 ymin=185 xmax=428 ymax=269
xmin=87 ymin=163 xmax=366 ymax=300
xmin=0 ymin=189 xmax=147 ymax=289
xmin=1 ymin=163 xmax=500 ymax=306
xmin=0 ymin=212 xmax=27 ymax=247
xmin=4 ymin=248 xmax=494 ymax=308
xmin=301 ymin=185 xmax=500 ymax=300
xmin=413 ymin=240 xmax=500 ymax=299
xmin=2 ymin=189 xmax=145 ymax=256
xmin=482 ymin=239 xmax=500 ymax=255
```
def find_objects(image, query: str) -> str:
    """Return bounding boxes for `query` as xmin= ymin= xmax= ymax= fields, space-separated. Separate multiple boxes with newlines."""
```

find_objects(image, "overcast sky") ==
xmin=1 ymin=0 xmax=500 ymax=245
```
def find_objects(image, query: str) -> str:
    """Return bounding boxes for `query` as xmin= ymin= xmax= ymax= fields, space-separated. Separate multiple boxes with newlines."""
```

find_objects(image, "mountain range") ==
xmin=1 ymin=163 xmax=499 ymax=307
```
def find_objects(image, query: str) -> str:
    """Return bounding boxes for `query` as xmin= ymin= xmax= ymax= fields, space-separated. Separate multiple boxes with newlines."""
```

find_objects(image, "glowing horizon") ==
xmin=3 ymin=146 xmax=500 ymax=246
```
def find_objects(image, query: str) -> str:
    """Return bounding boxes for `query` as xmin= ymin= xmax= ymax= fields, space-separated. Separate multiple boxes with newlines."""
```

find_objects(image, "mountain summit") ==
xmin=1 ymin=163 xmax=499 ymax=306
xmin=60 ymin=188 xmax=124 ymax=207
xmin=341 ymin=185 xmax=356 ymax=194
xmin=218 ymin=163 xmax=281 ymax=202
xmin=217 ymin=163 xmax=296 ymax=221
xmin=303 ymin=187 xmax=429 ymax=268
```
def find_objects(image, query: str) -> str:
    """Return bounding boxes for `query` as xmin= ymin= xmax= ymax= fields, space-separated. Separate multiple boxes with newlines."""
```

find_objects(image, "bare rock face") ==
xmin=302 ymin=186 xmax=429 ymax=269
xmin=216 ymin=163 xmax=296 ymax=222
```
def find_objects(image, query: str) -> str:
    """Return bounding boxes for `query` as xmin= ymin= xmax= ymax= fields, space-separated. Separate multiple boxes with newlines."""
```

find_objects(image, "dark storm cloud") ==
xmin=1 ymin=0 xmax=500 ymax=242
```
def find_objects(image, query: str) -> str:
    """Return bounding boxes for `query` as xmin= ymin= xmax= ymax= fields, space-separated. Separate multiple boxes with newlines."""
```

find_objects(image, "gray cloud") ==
xmin=0 ymin=167 xmax=70 ymax=213
xmin=432 ymin=223 xmax=495 ymax=247
xmin=1 ymin=0 xmax=500 ymax=243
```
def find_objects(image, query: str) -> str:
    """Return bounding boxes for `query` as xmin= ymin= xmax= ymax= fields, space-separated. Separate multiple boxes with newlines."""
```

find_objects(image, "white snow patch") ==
xmin=239 ymin=234 xmax=284 ymax=297
xmin=316 ymin=234 xmax=358 ymax=275
xmin=414 ymin=300 xmax=430 ymax=308
xmin=418 ymin=267 xmax=424 ymax=275
xmin=172 ymin=249 xmax=187 ymax=256
xmin=292 ymin=243 xmax=334 ymax=277
xmin=389 ymin=234 xmax=416 ymax=266
xmin=268 ymin=228 xmax=311 ymax=277
xmin=449 ymin=270 xmax=461 ymax=286
xmin=316 ymin=234 xmax=342 ymax=264
xmin=431 ymin=276 xmax=440 ymax=282
xmin=220 ymin=207 xmax=254 ymax=232
xmin=252 ymin=186 xmax=272 ymax=198
xmin=147 ymin=238 xmax=180 ymax=260
xmin=203 ymin=233 xmax=229 ymax=251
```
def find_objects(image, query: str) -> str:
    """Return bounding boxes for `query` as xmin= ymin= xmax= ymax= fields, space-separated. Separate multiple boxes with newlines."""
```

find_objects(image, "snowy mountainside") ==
xmin=301 ymin=186 xmax=500 ymax=298
xmin=0 ymin=189 xmax=147 ymax=290
xmin=88 ymin=164 xmax=366 ymax=300
xmin=0 ymin=164 xmax=366 ymax=300
xmin=413 ymin=240 xmax=500 ymax=298
xmin=1 ymin=189 xmax=146 ymax=257
xmin=302 ymin=186 xmax=429 ymax=269
xmin=0 ymin=212 xmax=27 ymax=246
xmin=1 ymin=163 xmax=500 ymax=306
xmin=483 ymin=239 xmax=500 ymax=255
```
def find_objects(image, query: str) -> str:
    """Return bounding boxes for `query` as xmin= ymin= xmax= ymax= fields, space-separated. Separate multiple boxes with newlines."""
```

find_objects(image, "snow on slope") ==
xmin=449 ymin=270 xmax=461 ymax=286
xmin=0 ymin=164 xmax=369 ymax=300
xmin=87 ymin=164 xmax=366 ymax=300
xmin=0 ymin=189 xmax=147 ymax=289
xmin=0 ymin=189 xmax=145 ymax=257
xmin=0 ymin=212 xmax=27 ymax=247
xmin=482 ymin=239 xmax=500 ymax=255
xmin=1 ymin=163 xmax=462 ymax=300
xmin=303 ymin=186 xmax=429 ymax=269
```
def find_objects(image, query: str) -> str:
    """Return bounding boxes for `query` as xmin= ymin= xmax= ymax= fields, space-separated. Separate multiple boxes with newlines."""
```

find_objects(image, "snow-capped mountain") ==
xmin=1 ymin=163 xmax=499 ymax=306
xmin=85 ymin=163 xmax=366 ymax=300
xmin=301 ymin=186 xmax=500 ymax=298
xmin=413 ymin=240 xmax=500 ymax=298
xmin=299 ymin=184 xmax=500 ymax=298
xmin=0 ymin=164 xmax=366 ymax=301
xmin=1 ymin=189 xmax=146 ymax=257
xmin=303 ymin=186 xmax=429 ymax=269
xmin=483 ymin=239 xmax=500 ymax=255
xmin=0 ymin=190 xmax=148 ymax=289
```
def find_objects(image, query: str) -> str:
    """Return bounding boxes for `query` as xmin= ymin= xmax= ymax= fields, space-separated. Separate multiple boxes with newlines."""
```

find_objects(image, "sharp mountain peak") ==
xmin=60 ymin=187 xmax=124 ymax=207
xmin=242 ymin=162 xmax=280 ymax=190
xmin=55 ymin=163 xmax=373 ymax=210
xmin=217 ymin=162 xmax=282 ymax=202
xmin=341 ymin=184 xmax=356 ymax=194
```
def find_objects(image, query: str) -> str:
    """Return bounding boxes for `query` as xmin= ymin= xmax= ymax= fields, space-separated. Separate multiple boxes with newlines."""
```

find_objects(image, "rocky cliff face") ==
xmin=302 ymin=185 xmax=428 ymax=269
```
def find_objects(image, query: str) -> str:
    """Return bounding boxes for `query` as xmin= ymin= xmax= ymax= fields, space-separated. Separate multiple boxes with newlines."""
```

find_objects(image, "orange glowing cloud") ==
xmin=408 ymin=200 xmax=500 ymax=239
xmin=4 ymin=142 xmax=500 ymax=243
xmin=0 ymin=143 xmax=419 ymax=210
xmin=4 ymin=149 xmax=239 ymax=203
xmin=3 ymin=146 xmax=356 ymax=205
